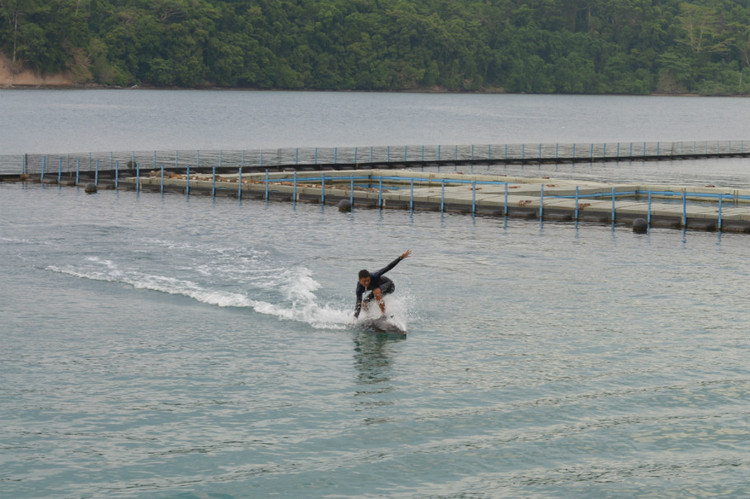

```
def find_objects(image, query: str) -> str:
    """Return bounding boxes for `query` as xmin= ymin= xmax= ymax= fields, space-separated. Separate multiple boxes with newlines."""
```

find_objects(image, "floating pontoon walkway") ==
xmin=3 ymin=139 xmax=750 ymax=176
xmin=20 ymin=168 xmax=750 ymax=233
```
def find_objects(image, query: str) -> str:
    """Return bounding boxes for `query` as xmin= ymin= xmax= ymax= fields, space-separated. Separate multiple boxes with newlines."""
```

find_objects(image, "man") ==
xmin=354 ymin=249 xmax=411 ymax=319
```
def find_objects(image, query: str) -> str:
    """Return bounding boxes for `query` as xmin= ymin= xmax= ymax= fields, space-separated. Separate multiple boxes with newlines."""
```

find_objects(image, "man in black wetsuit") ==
xmin=354 ymin=249 xmax=411 ymax=319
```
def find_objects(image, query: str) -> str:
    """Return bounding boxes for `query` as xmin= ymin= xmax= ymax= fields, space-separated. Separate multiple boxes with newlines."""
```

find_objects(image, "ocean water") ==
xmin=2 ymin=181 xmax=750 ymax=498
xmin=3 ymin=90 xmax=750 ymax=154
xmin=2 ymin=91 xmax=750 ymax=498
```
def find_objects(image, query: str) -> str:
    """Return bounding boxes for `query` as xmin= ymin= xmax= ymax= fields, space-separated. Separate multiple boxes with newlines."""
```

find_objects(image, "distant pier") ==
xmin=2 ymin=140 xmax=750 ymax=178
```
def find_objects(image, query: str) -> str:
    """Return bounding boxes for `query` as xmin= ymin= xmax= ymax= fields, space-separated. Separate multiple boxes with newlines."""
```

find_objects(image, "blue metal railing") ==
xmin=18 ymin=162 xmax=750 ymax=231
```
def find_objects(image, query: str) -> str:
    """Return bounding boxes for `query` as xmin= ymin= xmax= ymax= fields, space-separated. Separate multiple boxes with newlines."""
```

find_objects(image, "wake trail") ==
xmin=46 ymin=257 xmax=354 ymax=329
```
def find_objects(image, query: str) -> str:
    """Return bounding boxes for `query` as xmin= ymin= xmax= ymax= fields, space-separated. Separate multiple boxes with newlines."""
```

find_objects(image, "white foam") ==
xmin=46 ymin=261 xmax=358 ymax=330
xmin=355 ymin=294 xmax=412 ymax=331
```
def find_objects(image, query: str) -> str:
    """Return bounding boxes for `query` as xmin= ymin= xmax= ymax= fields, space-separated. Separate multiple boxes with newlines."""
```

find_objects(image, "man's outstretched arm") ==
xmin=375 ymin=249 xmax=412 ymax=276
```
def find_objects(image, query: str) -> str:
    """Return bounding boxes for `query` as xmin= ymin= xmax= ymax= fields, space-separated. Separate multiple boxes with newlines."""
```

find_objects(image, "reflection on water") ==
xmin=352 ymin=333 xmax=402 ymax=423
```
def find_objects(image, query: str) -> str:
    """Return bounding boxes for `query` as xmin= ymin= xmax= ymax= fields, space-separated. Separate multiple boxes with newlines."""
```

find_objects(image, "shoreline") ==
xmin=0 ymin=57 xmax=717 ymax=96
xmin=0 ymin=81 xmax=714 ymax=98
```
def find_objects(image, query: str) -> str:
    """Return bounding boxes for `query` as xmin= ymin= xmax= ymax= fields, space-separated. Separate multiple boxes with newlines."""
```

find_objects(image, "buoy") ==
xmin=84 ymin=183 xmax=97 ymax=194
xmin=338 ymin=199 xmax=352 ymax=212
xmin=632 ymin=218 xmax=648 ymax=233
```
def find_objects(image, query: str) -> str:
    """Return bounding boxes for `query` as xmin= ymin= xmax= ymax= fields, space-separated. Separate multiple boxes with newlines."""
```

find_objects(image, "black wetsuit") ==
xmin=354 ymin=256 xmax=404 ymax=318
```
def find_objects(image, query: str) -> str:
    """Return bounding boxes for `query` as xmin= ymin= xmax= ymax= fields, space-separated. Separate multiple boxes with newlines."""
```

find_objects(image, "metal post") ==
xmin=387 ymin=146 xmax=391 ymax=162
xmin=538 ymin=143 xmax=542 ymax=159
xmin=160 ymin=163 xmax=164 ymax=194
xmin=186 ymin=164 xmax=190 ymax=197
xmin=682 ymin=189 xmax=687 ymax=227
xmin=647 ymin=191 xmax=652 ymax=225
xmin=212 ymin=166 xmax=216 ymax=198
xmin=76 ymin=159 xmax=80 ymax=185
xmin=405 ymin=146 xmax=408 ymax=162
xmin=410 ymin=178 xmax=414 ymax=212
xmin=115 ymin=160 xmax=119 ymax=190
xmin=438 ymin=145 xmax=441 ymax=161
xmin=611 ymin=187 xmax=615 ymax=222
xmin=441 ymin=179 xmax=445 ymax=213
xmin=293 ymin=171 xmax=297 ymax=203
xmin=718 ymin=195 xmax=723 ymax=230
xmin=321 ymin=172 xmax=326 ymax=204
xmin=41 ymin=156 xmax=46 ymax=181
xmin=314 ymin=148 xmax=318 ymax=165
xmin=136 ymin=162 xmax=140 ymax=193
xmin=264 ymin=169 xmax=269 ymax=201
xmin=504 ymin=183 xmax=508 ymax=216
xmin=472 ymin=181 xmax=477 ymax=215
xmin=238 ymin=167 xmax=242 ymax=201
xmin=378 ymin=177 xmax=383 ymax=208
xmin=539 ymin=183 xmax=544 ymax=219
xmin=350 ymin=176 xmax=354 ymax=208
xmin=575 ymin=186 xmax=579 ymax=220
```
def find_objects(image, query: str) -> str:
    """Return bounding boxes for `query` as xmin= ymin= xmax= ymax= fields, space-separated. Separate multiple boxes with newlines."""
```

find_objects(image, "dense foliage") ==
xmin=2 ymin=0 xmax=750 ymax=94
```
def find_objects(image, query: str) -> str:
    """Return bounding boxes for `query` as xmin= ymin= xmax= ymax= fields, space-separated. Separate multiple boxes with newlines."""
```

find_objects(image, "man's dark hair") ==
xmin=358 ymin=269 xmax=370 ymax=279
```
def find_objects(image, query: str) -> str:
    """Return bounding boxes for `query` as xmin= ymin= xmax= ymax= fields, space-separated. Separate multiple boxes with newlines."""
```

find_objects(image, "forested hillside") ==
xmin=2 ymin=0 xmax=750 ymax=94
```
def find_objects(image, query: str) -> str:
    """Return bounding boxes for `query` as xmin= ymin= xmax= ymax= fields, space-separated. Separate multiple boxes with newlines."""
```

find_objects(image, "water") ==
xmin=426 ymin=156 xmax=750 ymax=189
xmin=3 ymin=90 xmax=750 ymax=154
xmin=3 ymin=91 xmax=750 ymax=498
